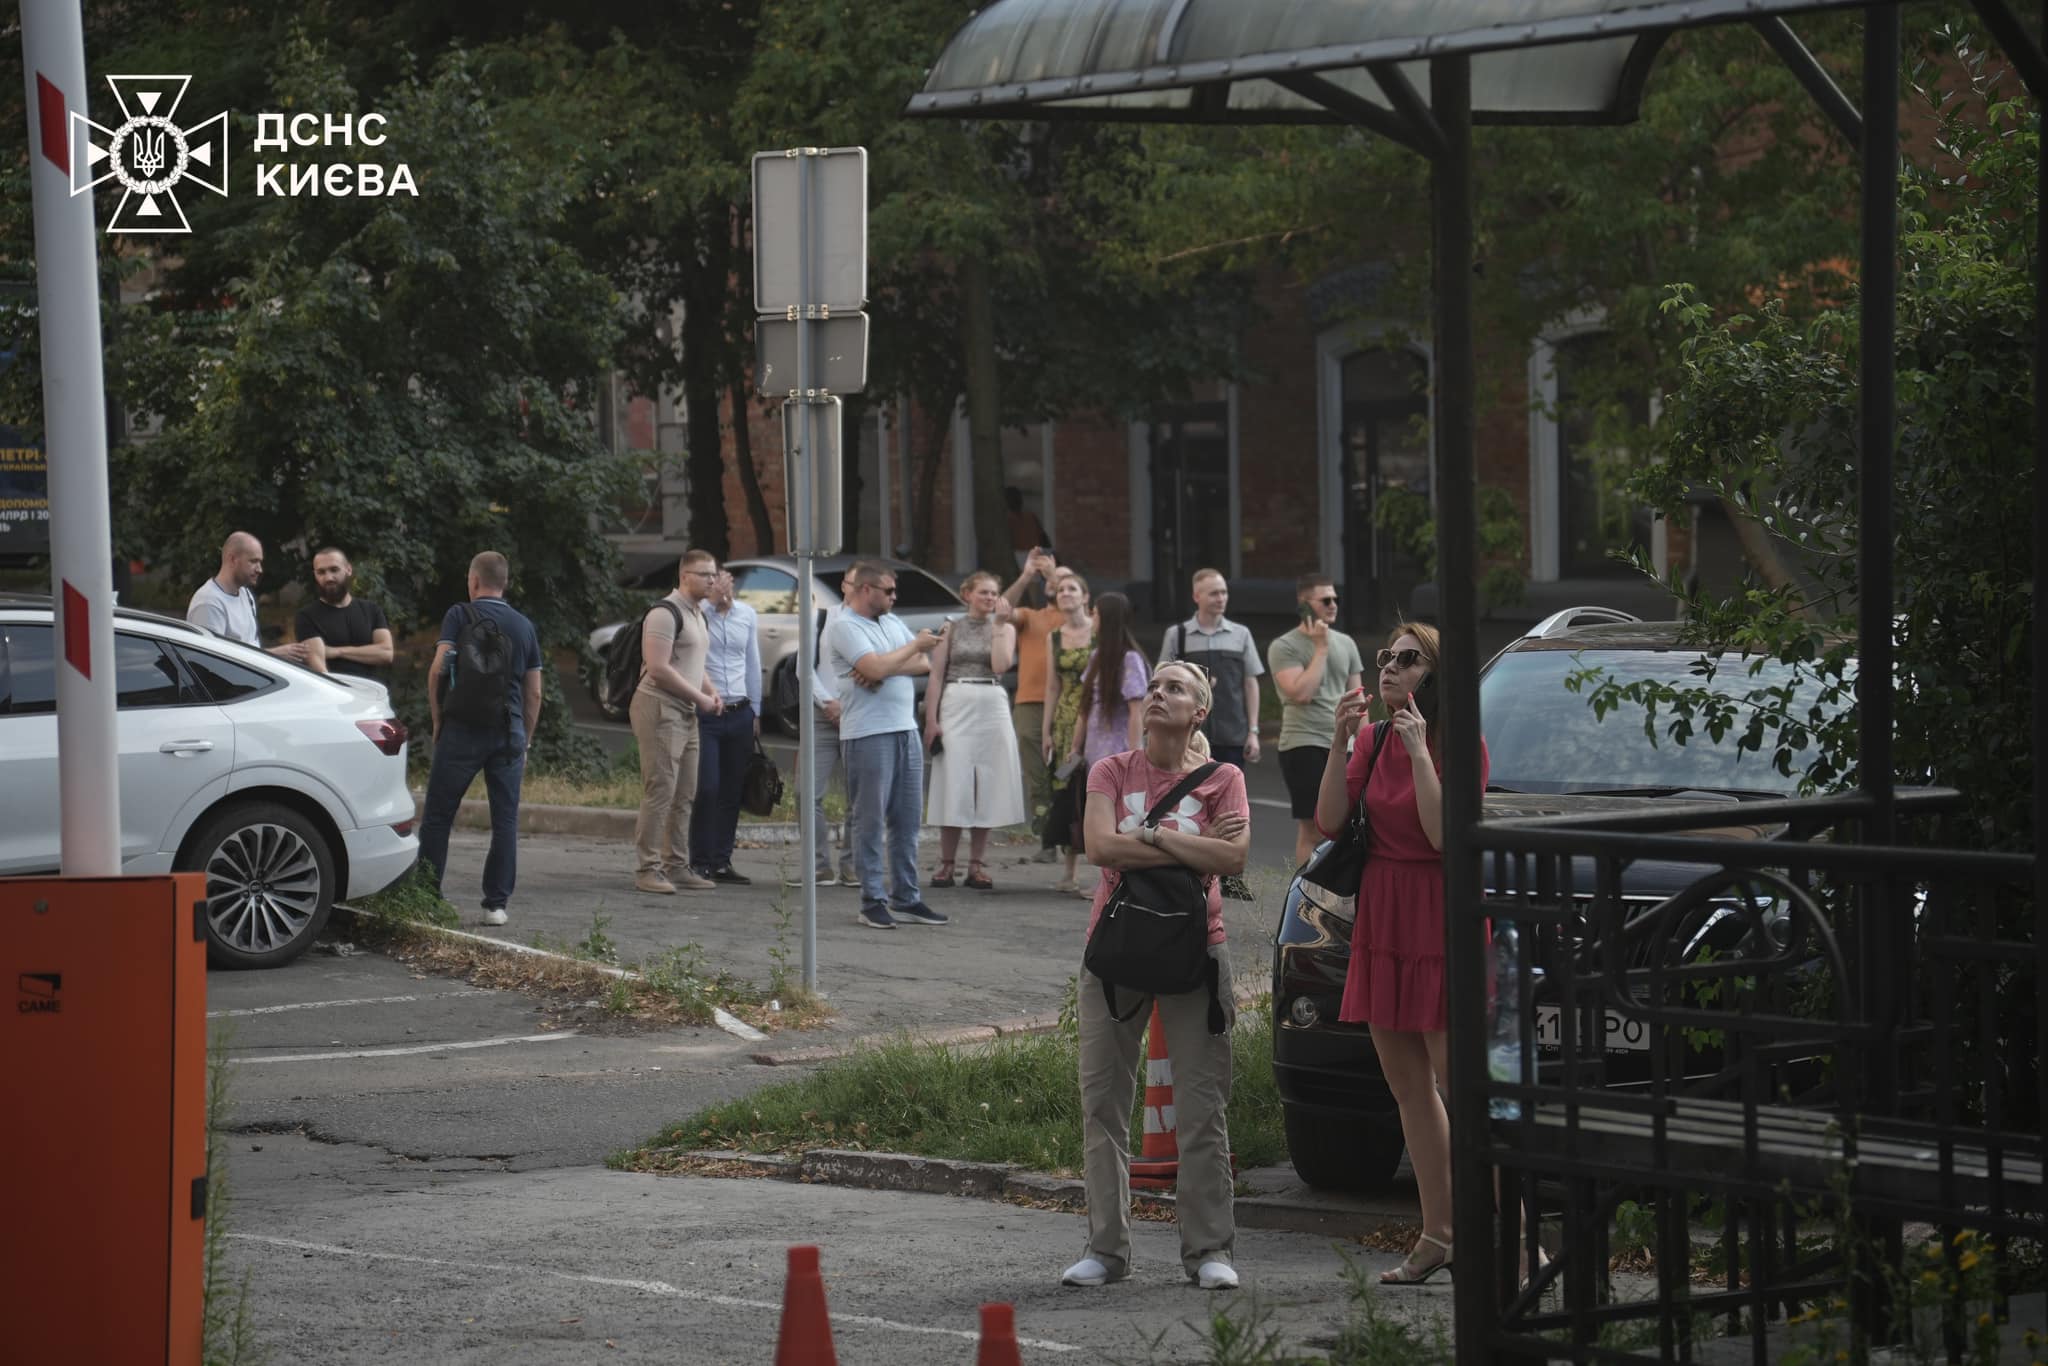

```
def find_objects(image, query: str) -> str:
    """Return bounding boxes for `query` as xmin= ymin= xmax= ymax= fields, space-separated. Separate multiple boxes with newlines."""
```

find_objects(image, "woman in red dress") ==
xmin=1313 ymin=622 xmax=1486 ymax=1285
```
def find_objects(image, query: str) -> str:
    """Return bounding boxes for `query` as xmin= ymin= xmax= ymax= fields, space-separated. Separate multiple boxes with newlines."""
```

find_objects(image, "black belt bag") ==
xmin=1082 ymin=762 xmax=1228 ymax=1033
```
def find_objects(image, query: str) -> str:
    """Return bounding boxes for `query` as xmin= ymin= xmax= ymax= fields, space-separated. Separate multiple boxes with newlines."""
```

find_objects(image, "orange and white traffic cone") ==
xmin=974 ymin=1302 xmax=1024 ymax=1366
xmin=774 ymin=1244 xmax=839 ymax=1366
xmin=1129 ymin=1002 xmax=1178 ymax=1189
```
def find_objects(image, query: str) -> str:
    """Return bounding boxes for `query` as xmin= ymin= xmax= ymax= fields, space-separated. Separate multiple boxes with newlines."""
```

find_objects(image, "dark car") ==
xmin=1270 ymin=607 xmax=1843 ymax=1193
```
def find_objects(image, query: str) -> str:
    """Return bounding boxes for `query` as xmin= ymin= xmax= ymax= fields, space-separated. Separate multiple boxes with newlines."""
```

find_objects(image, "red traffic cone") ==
xmin=975 ymin=1302 xmax=1024 ymax=1366
xmin=774 ymin=1245 xmax=838 ymax=1366
xmin=1129 ymin=1002 xmax=1179 ymax=1189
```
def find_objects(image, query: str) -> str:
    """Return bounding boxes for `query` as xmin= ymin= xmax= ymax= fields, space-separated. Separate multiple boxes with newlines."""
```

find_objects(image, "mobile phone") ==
xmin=1298 ymin=603 xmax=1316 ymax=628
xmin=1408 ymin=671 xmax=1440 ymax=724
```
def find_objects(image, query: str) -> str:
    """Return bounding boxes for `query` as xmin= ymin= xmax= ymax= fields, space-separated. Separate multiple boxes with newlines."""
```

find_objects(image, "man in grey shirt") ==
xmin=1157 ymin=567 xmax=1263 ymax=770
xmin=187 ymin=532 xmax=327 ymax=672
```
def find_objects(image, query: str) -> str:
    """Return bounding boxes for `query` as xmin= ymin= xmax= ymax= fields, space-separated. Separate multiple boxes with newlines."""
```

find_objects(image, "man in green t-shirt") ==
xmin=1267 ymin=574 xmax=1365 ymax=867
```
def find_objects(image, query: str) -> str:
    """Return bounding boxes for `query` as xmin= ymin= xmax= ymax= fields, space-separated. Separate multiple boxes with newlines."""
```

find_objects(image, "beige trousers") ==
xmin=1077 ymin=944 xmax=1238 ymax=1279
xmin=631 ymin=687 xmax=700 ymax=875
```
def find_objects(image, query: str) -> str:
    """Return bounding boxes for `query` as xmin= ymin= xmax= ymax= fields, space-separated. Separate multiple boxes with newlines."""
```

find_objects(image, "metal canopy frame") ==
xmin=909 ymin=0 xmax=2047 ymax=1358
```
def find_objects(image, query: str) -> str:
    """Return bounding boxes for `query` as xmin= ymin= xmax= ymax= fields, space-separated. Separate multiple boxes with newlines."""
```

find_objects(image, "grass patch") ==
xmin=204 ymin=1030 xmax=268 ymax=1366
xmin=466 ymin=740 xmax=846 ymax=824
xmin=621 ymin=993 xmax=1282 ymax=1175
xmin=349 ymin=861 xmax=458 ymax=928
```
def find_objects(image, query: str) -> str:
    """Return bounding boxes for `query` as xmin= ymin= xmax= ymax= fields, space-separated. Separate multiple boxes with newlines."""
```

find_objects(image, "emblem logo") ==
xmin=69 ymin=75 xmax=229 ymax=234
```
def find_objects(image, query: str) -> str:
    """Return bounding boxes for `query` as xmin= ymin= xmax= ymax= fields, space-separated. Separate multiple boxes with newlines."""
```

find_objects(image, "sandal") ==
xmin=1380 ymin=1232 xmax=1453 ymax=1286
xmin=964 ymin=861 xmax=994 ymax=891
xmin=931 ymin=860 xmax=956 ymax=888
xmin=1051 ymin=877 xmax=1082 ymax=894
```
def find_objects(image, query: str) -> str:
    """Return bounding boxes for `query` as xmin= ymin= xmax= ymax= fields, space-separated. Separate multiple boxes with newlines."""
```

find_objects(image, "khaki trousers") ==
xmin=1077 ymin=945 xmax=1237 ymax=1279
xmin=1013 ymin=701 xmax=1049 ymax=833
xmin=631 ymin=687 xmax=700 ymax=876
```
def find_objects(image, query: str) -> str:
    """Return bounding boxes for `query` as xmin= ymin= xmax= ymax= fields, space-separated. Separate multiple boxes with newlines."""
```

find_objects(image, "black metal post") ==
xmin=1854 ymin=4 xmax=1901 ymax=1352
xmin=1431 ymin=51 xmax=1490 ymax=1366
xmin=2035 ymin=0 xmax=2047 ymax=1154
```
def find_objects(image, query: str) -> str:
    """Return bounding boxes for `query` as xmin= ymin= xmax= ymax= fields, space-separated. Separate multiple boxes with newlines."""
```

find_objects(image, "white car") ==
xmin=0 ymin=595 xmax=419 ymax=968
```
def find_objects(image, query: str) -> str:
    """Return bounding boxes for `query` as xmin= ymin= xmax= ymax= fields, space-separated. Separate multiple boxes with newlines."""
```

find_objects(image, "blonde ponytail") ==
xmin=1186 ymin=729 xmax=1212 ymax=761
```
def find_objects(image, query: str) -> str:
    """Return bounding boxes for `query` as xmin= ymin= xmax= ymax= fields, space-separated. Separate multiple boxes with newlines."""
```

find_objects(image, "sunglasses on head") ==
xmin=1376 ymin=647 xmax=1425 ymax=671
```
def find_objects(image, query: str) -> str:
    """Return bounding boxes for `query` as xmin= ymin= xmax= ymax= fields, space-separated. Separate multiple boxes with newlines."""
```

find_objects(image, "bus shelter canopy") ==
xmin=909 ymin=0 xmax=1870 ymax=126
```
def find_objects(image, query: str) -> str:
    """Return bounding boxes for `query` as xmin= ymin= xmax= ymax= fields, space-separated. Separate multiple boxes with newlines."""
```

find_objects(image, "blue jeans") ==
xmin=689 ymin=701 xmax=754 ymax=873
xmin=842 ymin=729 xmax=923 ymax=909
xmin=419 ymin=721 xmax=526 ymax=909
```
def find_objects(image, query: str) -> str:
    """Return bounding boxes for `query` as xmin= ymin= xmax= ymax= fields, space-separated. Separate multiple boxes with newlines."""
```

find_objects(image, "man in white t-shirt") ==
xmin=186 ymin=532 xmax=327 ymax=672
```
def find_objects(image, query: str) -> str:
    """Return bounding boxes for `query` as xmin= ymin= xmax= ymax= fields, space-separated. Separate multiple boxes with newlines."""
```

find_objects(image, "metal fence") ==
xmin=1470 ymin=789 xmax=2042 ymax=1362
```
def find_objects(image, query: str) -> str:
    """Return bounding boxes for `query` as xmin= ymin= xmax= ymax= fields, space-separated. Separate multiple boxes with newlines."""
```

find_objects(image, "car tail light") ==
xmin=390 ymin=818 xmax=417 ymax=837
xmin=356 ymin=718 xmax=408 ymax=756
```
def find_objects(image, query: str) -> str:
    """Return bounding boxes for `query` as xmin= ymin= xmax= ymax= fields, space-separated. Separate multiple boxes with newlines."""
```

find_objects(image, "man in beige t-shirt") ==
xmin=630 ymin=549 xmax=723 ymax=893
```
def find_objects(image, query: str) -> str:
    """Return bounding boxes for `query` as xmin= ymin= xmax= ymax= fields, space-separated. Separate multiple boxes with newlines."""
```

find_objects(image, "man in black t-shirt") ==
xmin=295 ymin=546 xmax=394 ymax=679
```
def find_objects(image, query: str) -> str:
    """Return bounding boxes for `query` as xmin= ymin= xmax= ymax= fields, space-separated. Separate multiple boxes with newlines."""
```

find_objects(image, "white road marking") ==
xmin=208 ymin=991 xmax=488 ymax=1019
xmin=228 ymin=1031 xmax=580 ymax=1065
xmin=1248 ymin=797 xmax=1293 ymax=811
xmin=228 ymin=1234 xmax=1086 ymax=1353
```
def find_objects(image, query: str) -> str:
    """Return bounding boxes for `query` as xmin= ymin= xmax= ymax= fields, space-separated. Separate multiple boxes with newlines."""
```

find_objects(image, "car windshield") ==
xmin=812 ymin=567 xmax=959 ymax=610
xmin=1480 ymin=649 xmax=1846 ymax=797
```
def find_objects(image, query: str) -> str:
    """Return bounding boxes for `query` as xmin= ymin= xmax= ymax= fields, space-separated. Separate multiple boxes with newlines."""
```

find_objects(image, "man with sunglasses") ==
xmin=1267 ymin=574 xmax=1364 ymax=866
xmin=823 ymin=560 xmax=946 ymax=929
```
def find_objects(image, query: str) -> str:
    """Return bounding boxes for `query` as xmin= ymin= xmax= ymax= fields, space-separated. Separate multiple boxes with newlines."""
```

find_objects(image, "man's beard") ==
xmin=317 ymin=581 xmax=349 ymax=605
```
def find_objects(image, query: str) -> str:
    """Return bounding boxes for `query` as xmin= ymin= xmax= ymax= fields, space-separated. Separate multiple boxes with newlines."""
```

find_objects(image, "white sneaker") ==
xmin=481 ymin=907 xmax=509 ymax=926
xmin=1060 ymin=1257 xmax=1110 ymax=1288
xmin=1197 ymin=1260 xmax=1239 ymax=1290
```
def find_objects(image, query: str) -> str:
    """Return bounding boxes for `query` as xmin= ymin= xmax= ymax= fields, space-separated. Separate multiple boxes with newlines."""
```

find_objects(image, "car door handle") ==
xmin=159 ymin=739 xmax=216 ymax=755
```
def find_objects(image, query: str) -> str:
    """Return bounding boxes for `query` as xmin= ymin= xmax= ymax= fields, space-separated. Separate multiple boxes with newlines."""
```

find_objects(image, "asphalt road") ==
xmin=206 ymin=926 xmax=1441 ymax=1364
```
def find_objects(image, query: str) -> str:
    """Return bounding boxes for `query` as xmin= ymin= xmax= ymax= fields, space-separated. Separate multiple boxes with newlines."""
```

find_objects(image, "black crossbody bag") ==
xmin=1298 ymin=721 xmax=1391 ymax=897
xmin=1083 ymin=762 xmax=1229 ymax=1033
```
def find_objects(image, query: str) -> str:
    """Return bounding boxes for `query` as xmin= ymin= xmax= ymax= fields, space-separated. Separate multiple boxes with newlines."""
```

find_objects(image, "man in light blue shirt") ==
xmin=823 ymin=560 xmax=944 ymax=929
xmin=690 ymin=569 xmax=764 ymax=884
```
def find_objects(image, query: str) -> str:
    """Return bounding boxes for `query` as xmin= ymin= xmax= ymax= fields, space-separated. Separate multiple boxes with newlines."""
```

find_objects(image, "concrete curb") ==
xmin=330 ymin=902 xmax=768 ymax=1043
xmin=749 ymin=981 xmax=1270 ymax=1067
xmin=664 ymin=1148 xmax=1412 ymax=1239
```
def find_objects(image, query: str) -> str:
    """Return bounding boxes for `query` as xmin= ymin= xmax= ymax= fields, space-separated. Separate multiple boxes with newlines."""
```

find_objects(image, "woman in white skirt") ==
xmin=924 ymin=571 xmax=1025 ymax=890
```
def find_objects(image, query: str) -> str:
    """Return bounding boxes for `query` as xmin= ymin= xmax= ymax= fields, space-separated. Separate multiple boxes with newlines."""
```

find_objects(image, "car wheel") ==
xmin=772 ymin=657 xmax=801 ymax=735
xmin=1283 ymin=1103 xmax=1406 ymax=1194
xmin=183 ymin=802 xmax=337 ymax=969
xmin=592 ymin=644 xmax=632 ymax=722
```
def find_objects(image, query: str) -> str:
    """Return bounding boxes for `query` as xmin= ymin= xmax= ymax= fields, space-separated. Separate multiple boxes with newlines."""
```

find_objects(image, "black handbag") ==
xmin=1299 ymin=721 xmax=1392 ymax=897
xmin=1082 ymin=762 xmax=1228 ymax=1033
xmin=740 ymin=739 xmax=785 ymax=817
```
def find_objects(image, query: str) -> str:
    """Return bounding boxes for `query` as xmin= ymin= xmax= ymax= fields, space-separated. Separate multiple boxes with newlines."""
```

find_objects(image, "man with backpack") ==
xmin=418 ymin=550 xmax=546 ymax=926
xmin=627 ymin=549 xmax=722 ymax=895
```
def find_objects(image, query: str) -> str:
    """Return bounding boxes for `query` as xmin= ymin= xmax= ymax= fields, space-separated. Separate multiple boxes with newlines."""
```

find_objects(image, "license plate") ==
xmin=1534 ymin=1004 xmax=1651 ymax=1053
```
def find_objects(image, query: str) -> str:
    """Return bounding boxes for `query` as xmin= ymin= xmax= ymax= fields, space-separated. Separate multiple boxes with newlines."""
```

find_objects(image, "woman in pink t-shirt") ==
xmin=1313 ymin=621 xmax=1487 ymax=1286
xmin=1062 ymin=660 xmax=1250 ymax=1293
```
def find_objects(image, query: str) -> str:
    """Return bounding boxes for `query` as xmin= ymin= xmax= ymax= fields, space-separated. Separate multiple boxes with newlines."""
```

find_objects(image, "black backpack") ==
xmin=1082 ymin=762 xmax=1228 ymax=1034
xmin=443 ymin=604 xmax=514 ymax=728
xmin=605 ymin=600 xmax=684 ymax=708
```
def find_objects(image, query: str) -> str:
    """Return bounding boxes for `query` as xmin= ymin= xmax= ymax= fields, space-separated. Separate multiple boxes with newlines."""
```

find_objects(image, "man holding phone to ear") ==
xmin=1268 ymin=574 xmax=1364 ymax=866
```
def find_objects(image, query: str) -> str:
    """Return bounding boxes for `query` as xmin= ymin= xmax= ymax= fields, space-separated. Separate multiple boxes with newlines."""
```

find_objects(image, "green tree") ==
xmin=109 ymin=34 xmax=629 ymax=771
xmin=1579 ymin=38 xmax=2035 ymax=1112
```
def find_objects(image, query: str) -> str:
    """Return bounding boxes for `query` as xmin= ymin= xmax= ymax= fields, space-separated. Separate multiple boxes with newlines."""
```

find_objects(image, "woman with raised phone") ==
xmin=1314 ymin=622 xmax=1486 ymax=1286
xmin=1062 ymin=660 xmax=1250 ymax=1291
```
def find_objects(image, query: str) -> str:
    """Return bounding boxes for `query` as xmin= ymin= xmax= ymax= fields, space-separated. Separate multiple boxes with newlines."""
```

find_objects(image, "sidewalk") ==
xmin=425 ymin=825 xmax=1301 ymax=1059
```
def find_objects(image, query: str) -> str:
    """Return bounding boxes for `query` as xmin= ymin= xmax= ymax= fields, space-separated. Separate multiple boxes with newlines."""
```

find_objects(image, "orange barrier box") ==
xmin=1 ymin=875 xmax=208 ymax=1365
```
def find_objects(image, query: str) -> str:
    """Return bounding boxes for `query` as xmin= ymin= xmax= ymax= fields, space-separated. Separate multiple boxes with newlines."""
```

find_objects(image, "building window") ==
xmin=1553 ymin=332 xmax=1651 ymax=578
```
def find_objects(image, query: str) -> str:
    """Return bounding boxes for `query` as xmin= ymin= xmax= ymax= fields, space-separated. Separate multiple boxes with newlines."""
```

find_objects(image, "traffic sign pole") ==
xmin=20 ymin=0 xmax=121 ymax=877
xmin=793 ymin=149 xmax=819 ymax=991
